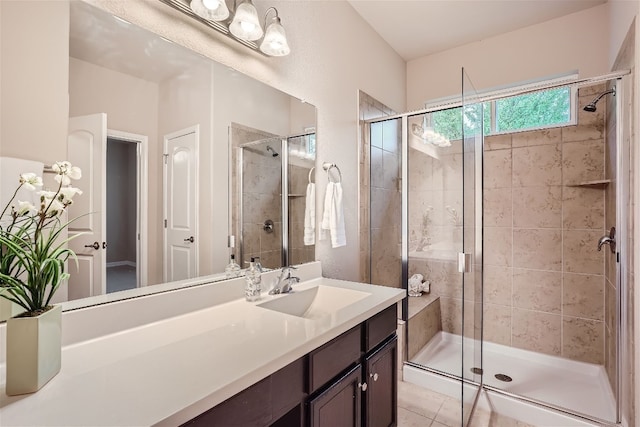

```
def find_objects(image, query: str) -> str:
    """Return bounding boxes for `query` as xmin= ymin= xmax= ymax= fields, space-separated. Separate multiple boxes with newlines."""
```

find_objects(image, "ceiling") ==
xmin=347 ymin=0 xmax=607 ymax=61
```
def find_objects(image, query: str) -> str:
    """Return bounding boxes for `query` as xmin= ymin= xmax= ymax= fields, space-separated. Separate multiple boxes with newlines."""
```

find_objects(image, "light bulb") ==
xmin=190 ymin=0 xmax=229 ymax=21
xmin=202 ymin=0 xmax=220 ymax=10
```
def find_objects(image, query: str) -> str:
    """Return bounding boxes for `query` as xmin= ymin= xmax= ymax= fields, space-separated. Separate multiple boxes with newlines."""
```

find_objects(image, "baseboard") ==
xmin=106 ymin=261 xmax=137 ymax=268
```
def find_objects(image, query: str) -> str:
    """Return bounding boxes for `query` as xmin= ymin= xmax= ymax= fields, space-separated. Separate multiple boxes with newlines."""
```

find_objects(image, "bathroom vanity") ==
xmin=184 ymin=304 xmax=398 ymax=427
xmin=0 ymin=262 xmax=405 ymax=426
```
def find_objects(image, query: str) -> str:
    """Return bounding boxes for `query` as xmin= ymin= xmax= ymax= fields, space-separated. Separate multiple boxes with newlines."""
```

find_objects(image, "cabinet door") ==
xmin=308 ymin=364 xmax=362 ymax=427
xmin=364 ymin=337 xmax=397 ymax=427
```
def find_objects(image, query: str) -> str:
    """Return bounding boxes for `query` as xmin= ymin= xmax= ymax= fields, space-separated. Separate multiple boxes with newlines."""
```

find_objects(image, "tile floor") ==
xmin=398 ymin=380 xmax=537 ymax=427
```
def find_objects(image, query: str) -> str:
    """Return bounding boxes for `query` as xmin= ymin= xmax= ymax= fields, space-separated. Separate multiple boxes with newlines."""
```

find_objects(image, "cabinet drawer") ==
xmin=308 ymin=326 xmax=362 ymax=393
xmin=364 ymin=304 xmax=397 ymax=353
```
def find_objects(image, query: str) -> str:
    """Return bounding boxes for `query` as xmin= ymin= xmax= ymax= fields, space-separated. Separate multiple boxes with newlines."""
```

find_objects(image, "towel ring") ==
xmin=308 ymin=166 xmax=315 ymax=184
xmin=322 ymin=162 xmax=342 ymax=183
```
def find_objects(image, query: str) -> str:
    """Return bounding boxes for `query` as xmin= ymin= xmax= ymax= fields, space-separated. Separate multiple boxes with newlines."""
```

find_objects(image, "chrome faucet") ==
xmin=268 ymin=266 xmax=300 ymax=295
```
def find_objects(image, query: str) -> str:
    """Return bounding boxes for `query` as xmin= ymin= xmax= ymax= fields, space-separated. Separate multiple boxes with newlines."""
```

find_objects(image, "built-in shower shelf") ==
xmin=567 ymin=179 xmax=611 ymax=188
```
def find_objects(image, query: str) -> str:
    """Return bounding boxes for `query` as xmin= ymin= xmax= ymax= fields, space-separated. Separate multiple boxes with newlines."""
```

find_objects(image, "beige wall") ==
xmin=84 ymin=0 xmax=407 ymax=282
xmin=406 ymin=4 xmax=610 ymax=109
xmin=0 ymin=1 xmax=69 ymax=163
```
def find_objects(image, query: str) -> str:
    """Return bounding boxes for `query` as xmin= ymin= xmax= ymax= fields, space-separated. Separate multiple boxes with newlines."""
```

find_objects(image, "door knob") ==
xmin=102 ymin=242 xmax=108 ymax=249
xmin=370 ymin=373 xmax=379 ymax=382
xmin=84 ymin=241 xmax=100 ymax=250
xmin=358 ymin=382 xmax=367 ymax=392
xmin=184 ymin=236 xmax=194 ymax=243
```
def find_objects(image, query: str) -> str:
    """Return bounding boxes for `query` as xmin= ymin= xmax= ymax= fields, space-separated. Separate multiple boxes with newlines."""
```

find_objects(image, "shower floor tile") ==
xmin=409 ymin=332 xmax=616 ymax=423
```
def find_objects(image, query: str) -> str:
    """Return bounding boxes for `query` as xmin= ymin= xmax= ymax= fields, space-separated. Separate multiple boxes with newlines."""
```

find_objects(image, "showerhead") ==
xmin=583 ymin=88 xmax=615 ymax=112
xmin=266 ymin=145 xmax=279 ymax=157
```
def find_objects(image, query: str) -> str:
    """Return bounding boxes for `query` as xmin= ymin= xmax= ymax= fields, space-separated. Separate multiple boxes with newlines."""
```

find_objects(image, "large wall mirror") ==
xmin=0 ymin=0 xmax=316 ymax=317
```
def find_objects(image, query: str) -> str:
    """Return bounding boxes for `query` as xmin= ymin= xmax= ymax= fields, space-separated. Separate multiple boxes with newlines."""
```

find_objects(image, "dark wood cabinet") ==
xmin=364 ymin=337 xmax=397 ymax=427
xmin=183 ymin=303 xmax=398 ymax=427
xmin=308 ymin=364 xmax=363 ymax=427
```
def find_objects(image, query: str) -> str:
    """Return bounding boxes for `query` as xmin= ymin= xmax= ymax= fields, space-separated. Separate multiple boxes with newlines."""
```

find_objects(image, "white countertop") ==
xmin=0 ymin=267 xmax=404 ymax=426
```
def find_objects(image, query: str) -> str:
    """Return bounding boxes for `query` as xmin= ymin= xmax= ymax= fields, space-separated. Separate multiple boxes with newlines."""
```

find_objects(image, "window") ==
xmin=425 ymin=80 xmax=576 ymax=141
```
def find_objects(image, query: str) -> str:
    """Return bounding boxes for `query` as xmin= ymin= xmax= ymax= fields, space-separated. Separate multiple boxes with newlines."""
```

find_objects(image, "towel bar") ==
xmin=322 ymin=162 xmax=342 ymax=183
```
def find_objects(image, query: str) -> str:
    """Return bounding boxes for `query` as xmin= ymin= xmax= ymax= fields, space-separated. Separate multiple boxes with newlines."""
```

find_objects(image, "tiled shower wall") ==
xmin=358 ymin=91 xmax=400 ymax=287
xmin=288 ymin=157 xmax=315 ymax=266
xmin=230 ymin=124 xmax=283 ymax=270
xmin=482 ymin=84 xmax=607 ymax=364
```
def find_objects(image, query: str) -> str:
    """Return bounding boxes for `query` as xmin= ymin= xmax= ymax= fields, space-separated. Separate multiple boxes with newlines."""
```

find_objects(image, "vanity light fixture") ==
xmin=164 ymin=0 xmax=290 ymax=57
xmin=229 ymin=0 xmax=263 ymax=41
xmin=190 ymin=0 xmax=230 ymax=21
xmin=260 ymin=7 xmax=290 ymax=56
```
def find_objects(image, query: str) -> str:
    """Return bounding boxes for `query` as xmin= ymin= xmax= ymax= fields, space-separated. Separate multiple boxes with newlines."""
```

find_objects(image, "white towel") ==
xmin=0 ymin=157 xmax=44 ymax=215
xmin=320 ymin=182 xmax=346 ymax=248
xmin=303 ymin=182 xmax=315 ymax=245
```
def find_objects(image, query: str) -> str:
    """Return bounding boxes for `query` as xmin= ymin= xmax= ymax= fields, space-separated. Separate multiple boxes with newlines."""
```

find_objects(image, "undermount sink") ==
xmin=257 ymin=285 xmax=371 ymax=320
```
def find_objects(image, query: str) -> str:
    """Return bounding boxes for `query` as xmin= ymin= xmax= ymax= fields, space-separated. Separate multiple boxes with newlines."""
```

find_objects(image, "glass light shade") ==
xmin=229 ymin=0 xmax=263 ymax=41
xmin=260 ymin=18 xmax=290 ymax=56
xmin=190 ymin=0 xmax=230 ymax=21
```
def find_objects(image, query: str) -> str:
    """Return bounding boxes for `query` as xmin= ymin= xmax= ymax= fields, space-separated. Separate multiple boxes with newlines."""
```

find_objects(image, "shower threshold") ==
xmin=405 ymin=331 xmax=616 ymax=425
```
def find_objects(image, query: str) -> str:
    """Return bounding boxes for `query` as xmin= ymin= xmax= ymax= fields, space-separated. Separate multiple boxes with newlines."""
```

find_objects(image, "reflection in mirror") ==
xmin=0 ymin=0 xmax=316 ymax=317
xmin=230 ymin=127 xmax=316 ymax=271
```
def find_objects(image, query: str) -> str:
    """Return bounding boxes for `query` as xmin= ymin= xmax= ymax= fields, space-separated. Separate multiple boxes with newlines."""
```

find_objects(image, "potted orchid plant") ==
xmin=0 ymin=161 xmax=83 ymax=395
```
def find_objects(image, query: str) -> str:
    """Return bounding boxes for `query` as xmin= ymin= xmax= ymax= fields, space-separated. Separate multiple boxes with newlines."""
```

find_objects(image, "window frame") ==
xmin=424 ymin=74 xmax=578 ymax=138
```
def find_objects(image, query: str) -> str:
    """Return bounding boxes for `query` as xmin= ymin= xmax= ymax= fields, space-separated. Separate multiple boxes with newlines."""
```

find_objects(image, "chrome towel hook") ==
xmin=322 ymin=162 xmax=342 ymax=183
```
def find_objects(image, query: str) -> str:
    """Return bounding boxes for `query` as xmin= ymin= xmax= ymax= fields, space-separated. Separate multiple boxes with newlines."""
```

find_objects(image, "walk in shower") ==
xmin=231 ymin=130 xmax=316 ymax=270
xmin=362 ymin=70 xmax=632 ymax=426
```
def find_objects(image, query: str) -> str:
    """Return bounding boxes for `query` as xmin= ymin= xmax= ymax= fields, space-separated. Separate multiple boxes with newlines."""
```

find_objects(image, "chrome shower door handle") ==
xmin=597 ymin=227 xmax=616 ymax=253
xmin=458 ymin=253 xmax=472 ymax=273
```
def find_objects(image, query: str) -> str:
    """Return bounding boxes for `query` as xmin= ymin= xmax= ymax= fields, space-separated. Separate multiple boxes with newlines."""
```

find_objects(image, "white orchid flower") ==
xmin=12 ymin=200 xmax=37 ymax=216
xmin=42 ymin=198 xmax=66 ymax=218
xmin=19 ymin=173 xmax=43 ymax=191
xmin=38 ymin=190 xmax=58 ymax=200
xmin=52 ymin=161 xmax=82 ymax=186
xmin=58 ymin=186 xmax=83 ymax=205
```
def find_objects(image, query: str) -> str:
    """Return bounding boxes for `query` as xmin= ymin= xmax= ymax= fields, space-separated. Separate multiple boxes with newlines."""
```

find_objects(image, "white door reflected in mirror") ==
xmin=163 ymin=126 xmax=199 ymax=282
xmin=67 ymin=113 xmax=107 ymax=300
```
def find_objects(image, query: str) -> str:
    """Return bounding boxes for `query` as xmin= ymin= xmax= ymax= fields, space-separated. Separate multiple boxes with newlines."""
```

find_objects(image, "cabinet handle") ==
xmin=370 ymin=373 xmax=379 ymax=382
xmin=358 ymin=382 xmax=367 ymax=392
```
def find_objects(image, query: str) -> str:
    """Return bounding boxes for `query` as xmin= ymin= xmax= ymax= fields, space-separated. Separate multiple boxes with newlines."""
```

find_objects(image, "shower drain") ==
xmin=470 ymin=367 xmax=483 ymax=375
xmin=495 ymin=373 xmax=513 ymax=382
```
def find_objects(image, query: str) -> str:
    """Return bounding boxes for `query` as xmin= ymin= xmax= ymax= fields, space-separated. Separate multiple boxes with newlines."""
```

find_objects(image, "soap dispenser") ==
xmin=225 ymin=254 xmax=241 ymax=278
xmin=245 ymin=257 xmax=262 ymax=301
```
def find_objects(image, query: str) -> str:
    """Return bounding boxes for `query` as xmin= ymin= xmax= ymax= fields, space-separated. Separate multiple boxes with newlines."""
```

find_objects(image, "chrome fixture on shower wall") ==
xmin=583 ymin=87 xmax=615 ymax=112
xmin=159 ymin=0 xmax=290 ymax=57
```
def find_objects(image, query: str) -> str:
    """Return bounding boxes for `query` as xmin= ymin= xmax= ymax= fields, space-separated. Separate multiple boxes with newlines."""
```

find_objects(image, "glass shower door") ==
xmin=461 ymin=68 xmax=484 ymax=425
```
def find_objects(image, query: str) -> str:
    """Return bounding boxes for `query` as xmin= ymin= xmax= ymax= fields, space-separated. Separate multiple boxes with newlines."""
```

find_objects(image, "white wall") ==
xmin=85 ymin=0 xmax=407 ymax=281
xmin=406 ymin=4 xmax=611 ymax=109
xmin=609 ymin=1 xmax=640 ymax=70
xmin=0 ymin=1 xmax=69 ymax=164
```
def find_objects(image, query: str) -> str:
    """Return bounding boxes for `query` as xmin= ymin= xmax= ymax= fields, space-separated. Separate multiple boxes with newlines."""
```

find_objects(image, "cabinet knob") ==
xmin=370 ymin=373 xmax=379 ymax=382
xmin=358 ymin=382 xmax=367 ymax=392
